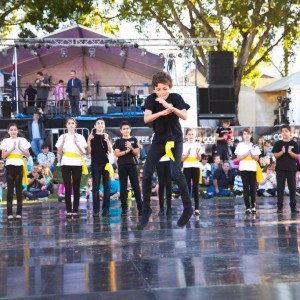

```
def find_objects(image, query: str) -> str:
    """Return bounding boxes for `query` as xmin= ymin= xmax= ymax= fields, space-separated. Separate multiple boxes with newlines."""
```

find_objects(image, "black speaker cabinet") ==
xmin=207 ymin=51 xmax=234 ymax=86
xmin=2 ymin=101 xmax=11 ymax=118
xmin=197 ymin=88 xmax=209 ymax=114
xmin=209 ymin=87 xmax=235 ymax=114
xmin=88 ymin=106 xmax=104 ymax=115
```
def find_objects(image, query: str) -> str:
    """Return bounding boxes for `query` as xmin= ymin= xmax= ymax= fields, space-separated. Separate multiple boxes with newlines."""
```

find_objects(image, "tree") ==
xmin=102 ymin=0 xmax=300 ymax=117
xmin=0 ymin=0 xmax=106 ymax=38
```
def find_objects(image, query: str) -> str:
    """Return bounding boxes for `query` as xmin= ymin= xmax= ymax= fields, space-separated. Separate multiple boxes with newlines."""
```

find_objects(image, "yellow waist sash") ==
xmin=63 ymin=152 xmax=88 ymax=175
xmin=165 ymin=141 xmax=175 ymax=161
xmin=7 ymin=153 xmax=28 ymax=185
xmin=185 ymin=157 xmax=199 ymax=162
xmin=243 ymin=157 xmax=263 ymax=182
xmin=105 ymin=163 xmax=114 ymax=178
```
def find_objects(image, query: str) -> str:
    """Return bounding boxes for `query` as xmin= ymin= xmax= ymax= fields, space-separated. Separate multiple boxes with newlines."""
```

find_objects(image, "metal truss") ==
xmin=0 ymin=37 xmax=218 ymax=48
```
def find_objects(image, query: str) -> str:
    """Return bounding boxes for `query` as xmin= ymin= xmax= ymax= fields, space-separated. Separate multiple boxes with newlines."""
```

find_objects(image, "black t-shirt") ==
xmin=113 ymin=137 xmax=138 ymax=166
xmin=213 ymin=169 xmax=235 ymax=189
xmin=143 ymin=93 xmax=190 ymax=143
xmin=216 ymin=126 xmax=232 ymax=144
xmin=272 ymin=139 xmax=299 ymax=171
xmin=90 ymin=133 xmax=109 ymax=165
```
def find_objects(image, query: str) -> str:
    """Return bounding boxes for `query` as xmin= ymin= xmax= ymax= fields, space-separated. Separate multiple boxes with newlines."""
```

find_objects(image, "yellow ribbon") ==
xmin=63 ymin=152 xmax=88 ymax=175
xmin=105 ymin=163 xmax=114 ymax=179
xmin=165 ymin=141 xmax=175 ymax=161
xmin=243 ymin=157 xmax=263 ymax=183
xmin=7 ymin=153 xmax=28 ymax=185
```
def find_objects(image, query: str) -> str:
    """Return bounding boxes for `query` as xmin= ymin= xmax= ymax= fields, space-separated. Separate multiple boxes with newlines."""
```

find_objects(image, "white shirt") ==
xmin=182 ymin=141 xmax=202 ymax=168
xmin=235 ymin=142 xmax=261 ymax=171
xmin=0 ymin=137 xmax=31 ymax=166
xmin=55 ymin=133 xmax=87 ymax=166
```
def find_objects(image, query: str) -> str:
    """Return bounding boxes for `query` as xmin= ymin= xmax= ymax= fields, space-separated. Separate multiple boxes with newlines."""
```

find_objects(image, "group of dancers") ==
xmin=1 ymin=71 xmax=299 ymax=226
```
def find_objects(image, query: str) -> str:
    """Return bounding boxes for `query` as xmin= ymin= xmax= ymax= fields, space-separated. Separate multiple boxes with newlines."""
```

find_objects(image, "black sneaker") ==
xmin=291 ymin=208 xmax=299 ymax=214
xmin=72 ymin=212 xmax=80 ymax=218
xmin=121 ymin=210 xmax=127 ymax=216
xmin=66 ymin=212 xmax=73 ymax=219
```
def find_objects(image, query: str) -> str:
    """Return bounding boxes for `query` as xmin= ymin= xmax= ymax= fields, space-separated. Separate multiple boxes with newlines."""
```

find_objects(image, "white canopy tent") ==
xmin=255 ymin=71 xmax=300 ymax=126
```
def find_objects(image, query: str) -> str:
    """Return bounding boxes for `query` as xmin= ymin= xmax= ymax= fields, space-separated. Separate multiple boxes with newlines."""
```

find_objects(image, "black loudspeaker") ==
xmin=88 ymin=106 xmax=104 ymax=115
xmin=209 ymin=87 xmax=235 ymax=114
xmin=207 ymin=51 xmax=234 ymax=86
xmin=2 ymin=101 xmax=11 ymax=118
xmin=197 ymin=88 xmax=209 ymax=114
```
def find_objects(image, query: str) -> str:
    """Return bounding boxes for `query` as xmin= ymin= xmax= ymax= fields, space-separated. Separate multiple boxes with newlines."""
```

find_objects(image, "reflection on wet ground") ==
xmin=0 ymin=197 xmax=300 ymax=299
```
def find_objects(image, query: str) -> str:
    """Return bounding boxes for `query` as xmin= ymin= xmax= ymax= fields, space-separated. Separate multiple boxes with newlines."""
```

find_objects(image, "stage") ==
xmin=0 ymin=196 xmax=300 ymax=299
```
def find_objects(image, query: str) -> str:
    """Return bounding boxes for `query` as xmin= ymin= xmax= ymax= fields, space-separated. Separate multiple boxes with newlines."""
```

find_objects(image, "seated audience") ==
xmin=233 ymin=171 xmax=243 ymax=198
xmin=37 ymin=144 xmax=56 ymax=172
xmin=203 ymin=161 xmax=235 ymax=198
xmin=23 ymin=166 xmax=50 ymax=200
xmin=257 ymin=165 xmax=277 ymax=196
xmin=200 ymin=154 xmax=212 ymax=187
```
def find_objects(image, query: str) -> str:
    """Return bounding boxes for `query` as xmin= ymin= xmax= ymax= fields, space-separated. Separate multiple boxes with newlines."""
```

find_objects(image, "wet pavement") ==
xmin=0 ymin=196 xmax=300 ymax=299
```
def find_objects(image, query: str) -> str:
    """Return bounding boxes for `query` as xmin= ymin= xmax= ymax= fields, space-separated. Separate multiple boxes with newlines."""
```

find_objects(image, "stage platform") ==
xmin=0 ymin=111 xmax=146 ymax=130
xmin=0 ymin=196 xmax=300 ymax=299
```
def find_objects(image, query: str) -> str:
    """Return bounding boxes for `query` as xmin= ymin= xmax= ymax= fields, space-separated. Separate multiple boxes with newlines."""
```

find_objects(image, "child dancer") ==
xmin=56 ymin=118 xmax=87 ymax=218
xmin=141 ymin=71 xmax=193 ymax=227
xmin=0 ymin=123 xmax=30 ymax=220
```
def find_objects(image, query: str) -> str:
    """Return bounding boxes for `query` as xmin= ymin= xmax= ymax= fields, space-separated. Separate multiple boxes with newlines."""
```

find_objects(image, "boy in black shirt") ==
xmin=113 ymin=121 xmax=142 ymax=216
xmin=272 ymin=125 xmax=299 ymax=213
xmin=87 ymin=119 xmax=112 ymax=217
xmin=215 ymin=120 xmax=233 ymax=162
xmin=141 ymin=71 xmax=193 ymax=228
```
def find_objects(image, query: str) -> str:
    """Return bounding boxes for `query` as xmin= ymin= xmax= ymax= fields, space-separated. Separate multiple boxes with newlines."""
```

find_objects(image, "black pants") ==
xmin=142 ymin=142 xmax=192 ymax=210
xmin=37 ymin=98 xmax=47 ymax=110
xmin=6 ymin=165 xmax=23 ymax=216
xmin=240 ymin=170 xmax=256 ymax=209
xmin=61 ymin=165 xmax=82 ymax=213
xmin=118 ymin=164 xmax=142 ymax=212
xmin=183 ymin=167 xmax=200 ymax=210
xmin=276 ymin=170 xmax=296 ymax=209
xmin=217 ymin=143 xmax=229 ymax=162
xmin=91 ymin=164 xmax=110 ymax=213
xmin=156 ymin=160 xmax=172 ymax=209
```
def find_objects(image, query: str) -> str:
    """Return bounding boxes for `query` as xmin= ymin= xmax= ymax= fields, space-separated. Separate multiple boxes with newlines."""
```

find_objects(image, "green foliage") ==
xmin=102 ymin=0 xmax=300 ymax=104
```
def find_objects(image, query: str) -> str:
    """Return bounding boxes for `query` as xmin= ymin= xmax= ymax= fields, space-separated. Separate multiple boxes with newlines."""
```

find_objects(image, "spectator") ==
xmin=214 ymin=120 xmax=233 ymax=162
xmin=100 ymin=171 xmax=120 ymax=199
xmin=233 ymin=171 xmax=243 ymax=197
xmin=66 ymin=70 xmax=83 ymax=116
xmin=204 ymin=161 xmax=235 ymax=198
xmin=257 ymin=165 xmax=277 ymax=196
xmin=0 ymin=159 xmax=7 ymax=189
xmin=34 ymin=71 xmax=50 ymax=110
xmin=23 ymin=84 xmax=37 ymax=108
xmin=37 ymin=144 xmax=55 ymax=172
xmin=54 ymin=80 xmax=65 ymax=114
xmin=20 ymin=108 xmax=47 ymax=158
xmin=199 ymin=154 xmax=212 ymax=187
xmin=23 ymin=166 xmax=50 ymax=200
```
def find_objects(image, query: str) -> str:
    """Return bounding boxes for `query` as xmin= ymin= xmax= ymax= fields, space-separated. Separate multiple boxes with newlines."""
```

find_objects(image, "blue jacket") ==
xmin=66 ymin=77 xmax=83 ymax=97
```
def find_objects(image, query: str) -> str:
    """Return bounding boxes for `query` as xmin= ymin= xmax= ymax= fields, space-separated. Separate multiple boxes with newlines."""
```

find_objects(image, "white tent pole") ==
xmin=14 ymin=47 xmax=19 ymax=114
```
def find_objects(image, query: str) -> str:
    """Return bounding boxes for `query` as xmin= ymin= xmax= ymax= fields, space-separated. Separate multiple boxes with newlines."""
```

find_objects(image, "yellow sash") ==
xmin=243 ymin=157 xmax=263 ymax=183
xmin=185 ymin=157 xmax=199 ymax=162
xmin=63 ymin=152 xmax=88 ymax=175
xmin=7 ymin=153 xmax=28 ymax=185
xmin=105 ymin=163 xmax=114 ymax=178
xmin=165 ymin=141 xmax=175 ymax=161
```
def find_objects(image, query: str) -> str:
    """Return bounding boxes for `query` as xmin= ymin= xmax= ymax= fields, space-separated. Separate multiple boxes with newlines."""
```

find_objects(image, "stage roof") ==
xmin=0 ymin=25 xmax=164 ymax=79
